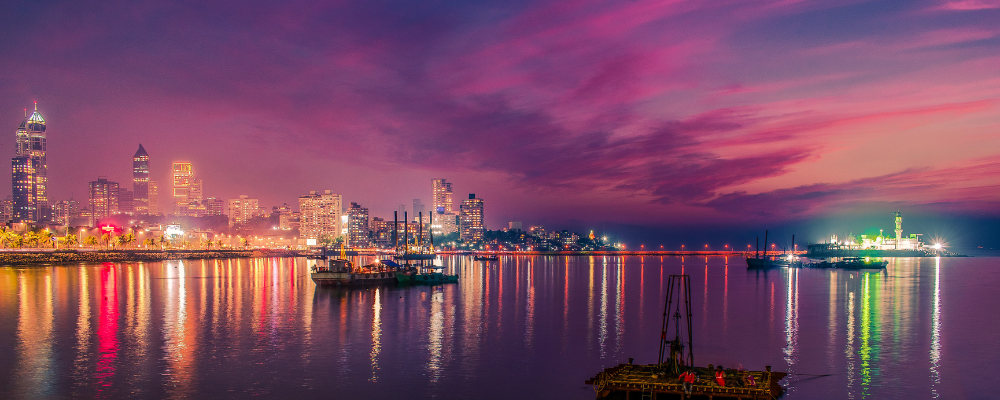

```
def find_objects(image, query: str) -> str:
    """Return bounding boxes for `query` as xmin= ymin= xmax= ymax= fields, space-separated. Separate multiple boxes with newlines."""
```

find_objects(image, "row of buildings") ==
xmin=5 ymin=104 xmax=487 ymax=245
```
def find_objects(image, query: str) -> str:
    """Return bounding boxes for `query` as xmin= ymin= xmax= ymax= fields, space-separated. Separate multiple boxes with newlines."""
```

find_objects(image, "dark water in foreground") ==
xmin=0 ymin=256 xmax=997 ymax=399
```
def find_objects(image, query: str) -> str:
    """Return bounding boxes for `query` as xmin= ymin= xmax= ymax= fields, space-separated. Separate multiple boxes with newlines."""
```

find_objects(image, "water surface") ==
xmin=0 ymin=256 xmax=996 ymax=399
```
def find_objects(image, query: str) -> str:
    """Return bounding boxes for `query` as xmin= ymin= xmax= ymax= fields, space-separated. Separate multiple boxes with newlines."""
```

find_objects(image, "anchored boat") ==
xmin=585 ymin=274 xmax=786 ymax=399
xmin=310 ymin=258 xmax=397 ymax=286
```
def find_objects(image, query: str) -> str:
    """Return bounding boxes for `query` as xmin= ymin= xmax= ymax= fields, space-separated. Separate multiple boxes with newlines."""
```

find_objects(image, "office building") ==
xmin=118 ymin=188 xmax=134 ymax=214
xmin=204 ymin=197 xmax=225 ymax=216
xmin=298 ymin=190 xmax=342 ymax=240
xmin=412 ymin=198 xmax=425 ymax=219
xmin=132 ymin=144 xmax=149 ymax=214
xmin=347 ymin=202 xmax=371 ymax=248
xmin=459 ymin=193 xmax=484 ymax=242
xmin=52 ymin=200 xmax=81 ymax=226
xmin=148 ymin=180 xmax=159 ymax=215
xmin=172 ymin=162 xmax=193 ymax=214
xmin=12 ymin=103 xmax=50 ymax=223
xmin=89 ymin=177 xmax=119 ymax=226
xmin=227 ymin=195 xmax=259 ymax=227
xmin=431 ymin=179 xmax=453 ymax=214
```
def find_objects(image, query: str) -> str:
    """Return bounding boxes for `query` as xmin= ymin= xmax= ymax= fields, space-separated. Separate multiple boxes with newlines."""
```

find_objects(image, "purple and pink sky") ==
xmin=2 ymin=0 xmax=999 ymax=245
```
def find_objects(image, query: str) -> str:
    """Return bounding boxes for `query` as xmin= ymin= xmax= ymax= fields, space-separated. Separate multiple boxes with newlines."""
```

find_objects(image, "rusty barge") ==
xmin=585 ymin=274 xmax=786 ymax=399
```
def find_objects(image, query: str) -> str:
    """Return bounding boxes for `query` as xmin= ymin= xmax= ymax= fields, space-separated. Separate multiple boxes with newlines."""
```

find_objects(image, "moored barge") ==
xmin=310 ymin=259 xmax=397 ymax=286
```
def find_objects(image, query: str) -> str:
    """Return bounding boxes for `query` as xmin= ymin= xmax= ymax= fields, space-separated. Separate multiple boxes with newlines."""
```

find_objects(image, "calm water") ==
xmin=1 ymin=256 xmax=997 ymax=399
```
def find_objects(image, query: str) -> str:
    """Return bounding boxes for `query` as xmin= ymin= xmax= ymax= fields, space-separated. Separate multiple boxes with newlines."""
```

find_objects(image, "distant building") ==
xmin=371 ymin=217 xmax=392 ymax=246
xmin=431 ymin=179 xmax=453 ymax=214
xmin=279 ymin=211 xmax=300 ymax=231
xmin=132 ymin=144 xmax=149 ymax=214
xmin=431 ymin=212 xmax=458 ymax=236
xmin=508 ymin=221 xmax=522 ymax=231
xmin=298 ymin=190 xmax=342 ymax=240
xmin=227 ymin=195 xmax=259 ymax=227
xmin=118 ymin=188 xmax=134 ymax=214
xmin=0 ymin=196 xmax=13 ymax=223
xmin=89 ymin=177 xmax=119 ymax=226
xmin=204 ymin=197 xmax=225 ymax=216
xmin=412 ymin=198 xmax=425 ymax=219
xmin=148 ymin=180 xmax=159 ymax=215
xmin=172 ymin=162 xmax=193 ymax=215
xmin=272 ymin=203 xmax=293 ymax=216
xmin=347 ymin=202 xmax=371 ymax=248
xmin=12 ymin=102 xmax=51 ymax=223
xmin=52 ymin=200 xmax=80 ymax=226
xmin=459 ymin=193 xmax=484 ymax=242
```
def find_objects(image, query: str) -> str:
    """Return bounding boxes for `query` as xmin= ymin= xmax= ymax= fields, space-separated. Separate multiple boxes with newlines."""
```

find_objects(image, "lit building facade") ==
xmin=89 ymin=177 xmax=119 ymax=226
xmin=52 ymin=199 xmax=80 ymax=226
xmin=148 ymin=180 xmax=159 ymax=215
xmin=172 ymin=162 xmax=193 ymax=214
xmin=298 ymin=190 xmax=342 ymax=240
xmin=227 ymin=195 xmax=259 ymax=227
xmin=459 ymin=193 xmax=484 ymax=242
xmin=132 ymin=144 xmax=149 ymax=214
xmin=431 ymin=179 xmax=453 ymax=214
xmin=347 ymin=202 xmax=371 ymax=247
xmin=204 ymin=197 xmax=225 ymax=216
xmin=12 ymin=103 xmax=50 ymax=223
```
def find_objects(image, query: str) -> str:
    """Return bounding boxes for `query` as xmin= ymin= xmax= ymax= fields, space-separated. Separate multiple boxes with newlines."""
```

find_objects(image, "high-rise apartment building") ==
xmin=347 ymin=202 xmax=371 ymax=248
xmin=431 ymin=179 xmax=453 ymax=214
xmin=148 ymin=180 xmax=159 ymax=215
xmin=172 ymin=162 xmax=193 ymax=214
xmin=118 ymin=188 xmax=134 ymax=214
xmin=89 ymin=177 xmax=119 ymax=226
xmin=227 ymin=195 xmax=259 ymax=227
xmin=12 ymin=103 xmax=50 ymax=223
xmin=0 ymin=196 xmax=13 ymax=223
xmin=459 ymin=193 xmax=484 ymax=242
xmin=132 ymin=144 xmax=149 ymax=214
xmin=204 ymin=197 xmax=225 ymax=216
xmin=298 ymin=190 xmax=342 ymax=240
xmin=52 ymin=200 xmax=80 ymax=226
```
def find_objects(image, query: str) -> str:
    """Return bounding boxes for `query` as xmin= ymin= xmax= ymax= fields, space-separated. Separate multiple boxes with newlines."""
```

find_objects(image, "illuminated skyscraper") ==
xmin=347 ymin=202 xmax=371 ymax=248
xmin=298 ymin=190 xmax=342 ymax=240
xmin=431 ymin=179 xmax=453 ymax=214
xmin=459 ymin=193 xmax=484 ymax=242
xmin=132 ymin=144 xmax=149 ymax=214
xmin=89 ymin=177 xmax=119 ymax=226
xmin=171 ymin=162 xmax=195 ymax=215
xmin=12 ymin=102 xmax=50 ymax=223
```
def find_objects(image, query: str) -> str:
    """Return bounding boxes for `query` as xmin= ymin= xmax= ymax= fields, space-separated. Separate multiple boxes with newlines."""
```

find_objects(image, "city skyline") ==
xmin=2 ymin=1 xmax=999 ymax=246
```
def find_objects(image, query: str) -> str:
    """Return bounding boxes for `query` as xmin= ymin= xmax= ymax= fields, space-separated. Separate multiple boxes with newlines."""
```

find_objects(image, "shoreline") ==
xmin=0 ymin=249 xmax=306 ymax=266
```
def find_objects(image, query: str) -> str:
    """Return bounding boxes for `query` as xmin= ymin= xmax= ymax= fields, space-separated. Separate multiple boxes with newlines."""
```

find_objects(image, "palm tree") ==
xmin=204 ymin=239 xmax=214 ymax=249
xmin=23 ymin=231 xmax=38 ymax=248
xmin=0 ymin=230 xmax=16 ymax=249
xmin=143 ymin=238 xmax=155 ymax=248
xmin=84 ymin=236 xmax=99 ymax=247
xmin=101 ymin=233 xmax=112 ymax=249
xmin=122 ymin=233 xmax=135 ymax=248
xmin=37 ymin=231 xmax=54 ymax=248
xmin=62 ymin=234 xmax=79 ymax=248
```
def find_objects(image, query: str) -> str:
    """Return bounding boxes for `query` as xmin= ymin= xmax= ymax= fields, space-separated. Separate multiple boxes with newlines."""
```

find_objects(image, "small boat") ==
xmin=473 ymin=254 xmax=499 ymax=261
xmin=396 ymin=263 xmax=458 ymax=284
xmin=835 ymin=257 xmax=888 ymax=269
xmin=746 ymin=256 xmax=799 ymax=269
xmin=310 ymin=259 xmax=397 ymax=286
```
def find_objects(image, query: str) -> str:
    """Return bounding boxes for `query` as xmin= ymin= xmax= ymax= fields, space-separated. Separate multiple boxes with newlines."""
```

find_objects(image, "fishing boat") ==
xmin=310 ymin=258 xmax=398 ymax=286
xmin=585 ymin=274 xmax=786 ymax=399
xmin=835 ymin=257 xmax=888 ymax=269
xmin=395 ymin=262 xmax=458 ymax=284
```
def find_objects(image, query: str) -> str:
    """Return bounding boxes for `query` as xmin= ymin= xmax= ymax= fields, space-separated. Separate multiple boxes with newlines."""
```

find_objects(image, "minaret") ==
xmin=12 ymin=102 xmax=49 ymax=223
xmin=133 ymin=144 xmax=150 ymax=214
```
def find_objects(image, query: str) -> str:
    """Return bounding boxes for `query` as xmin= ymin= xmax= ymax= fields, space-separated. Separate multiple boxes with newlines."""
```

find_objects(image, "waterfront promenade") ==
xmin=0 ymin=249 xmax=303 ymax=265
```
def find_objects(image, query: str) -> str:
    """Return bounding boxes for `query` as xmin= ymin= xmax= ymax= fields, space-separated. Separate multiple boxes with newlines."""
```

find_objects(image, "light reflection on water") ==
xmin=0 ymin=256 xmax=997 ymax=399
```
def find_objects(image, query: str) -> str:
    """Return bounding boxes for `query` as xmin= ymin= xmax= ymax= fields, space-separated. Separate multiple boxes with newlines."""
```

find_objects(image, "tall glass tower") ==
xmin=133 ymin=144 xmax=149 ymax=214
xmin=12 ymin=102 xmax=49 ymax=223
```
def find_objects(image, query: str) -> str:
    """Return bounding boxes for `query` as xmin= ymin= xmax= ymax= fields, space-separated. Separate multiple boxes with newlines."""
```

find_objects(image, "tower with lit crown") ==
xmin=133 ymin=144 xmax=149 ymax=214
xmin=12 ymin=102 xmax=50 ymax=223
